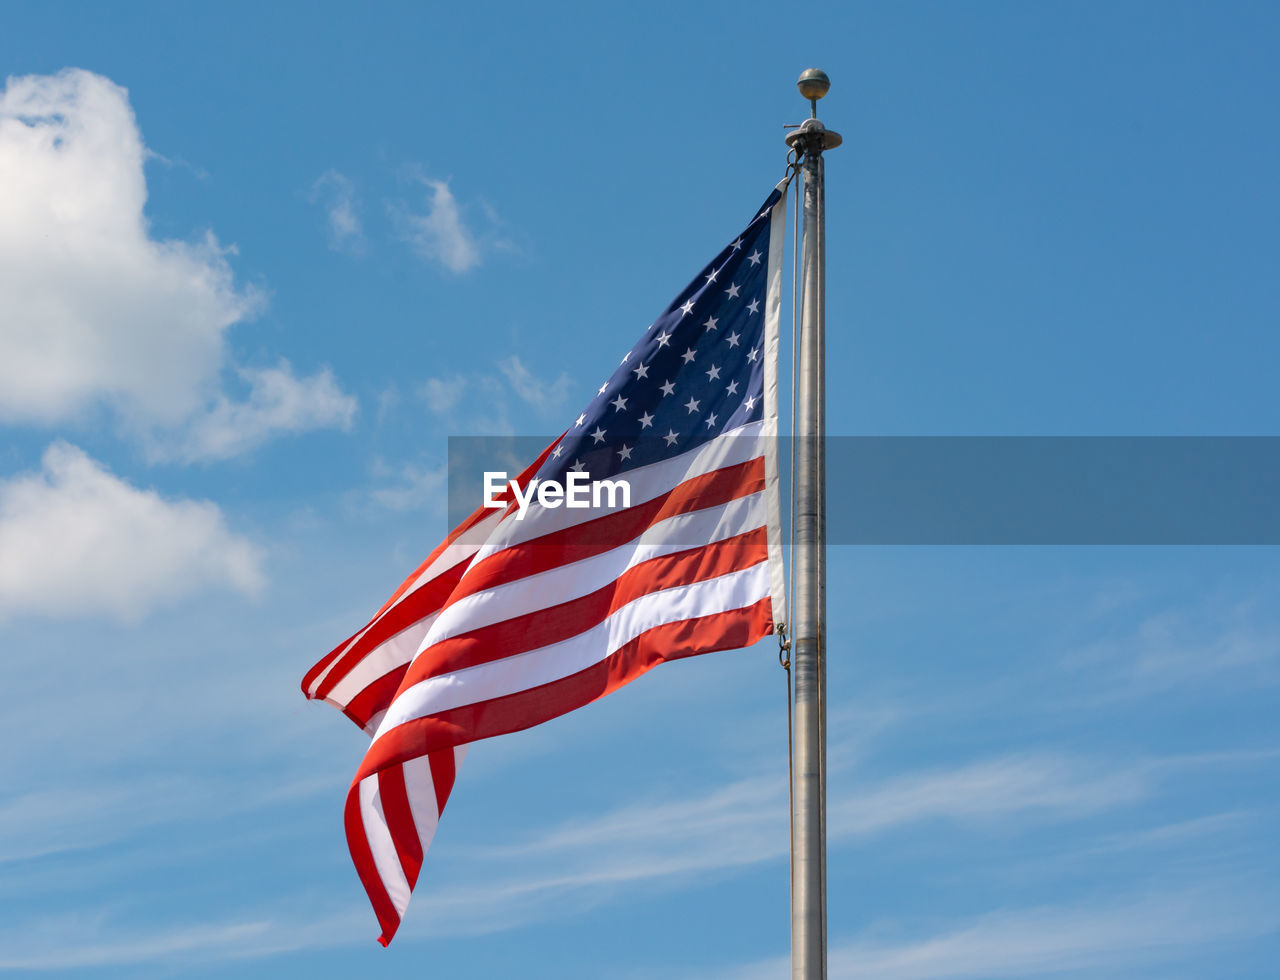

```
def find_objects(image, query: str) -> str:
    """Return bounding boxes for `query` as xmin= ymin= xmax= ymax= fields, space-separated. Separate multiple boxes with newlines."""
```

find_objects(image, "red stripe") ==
xmin=312 ymin=559 xmax=467 ymax=702
xmin=301 ymin=644 xmax=345 ymax=697
xmin=340 ymin=667 xmax=407 ymax=731
xmin=371 ymin=508 xmax=485 ymax=619
xmin=403 ymin=528 xmax=768 ymax=689
xmin=428 ymin=748 xmax=457 ymax=818
xmin=377 ymin=765 xmax=423 ymax=890
xmin=356 ymin=597 xmax=773 ymax=782
xmin=368 ymin=442 xmax=555 ymax=618
xmin=304 ymin=440 xmax=559 ymax=708
xmin=452 ymin=457 xmax=766 ymax=602
xmin=308 ymin=526 xmax=481 ymax=700
xmin=343 ymin=780 xmax=402 ymax=947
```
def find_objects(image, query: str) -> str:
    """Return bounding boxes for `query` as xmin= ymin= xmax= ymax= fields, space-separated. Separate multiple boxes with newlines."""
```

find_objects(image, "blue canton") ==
xmin=538 ymin=189 xmax=780 ymax=484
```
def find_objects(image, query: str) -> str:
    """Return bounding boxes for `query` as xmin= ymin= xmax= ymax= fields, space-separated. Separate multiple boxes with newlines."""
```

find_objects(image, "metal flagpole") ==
xmin=785 ymin=69 xmax=840 ymax=980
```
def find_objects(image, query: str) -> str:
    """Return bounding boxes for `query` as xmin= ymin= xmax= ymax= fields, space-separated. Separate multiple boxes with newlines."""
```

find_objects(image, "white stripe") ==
xmin=473 ymin=421 xmax=767 ymax=559
xmin=763 ymin=176 xmax=790 ymax=622
xmin=401 ymin=513 xmax=499 ymax=594
xmin=423 ymin=492 xmax=766 ymax=646
xmin=306 ymin=520 xmax=494 ymax=697
xmin=359 ymin=774 xmax=411 ymax=916
xmin=374 ymin=561 xmax=770 ymax=740
xmin=325 ymin=611 xmax=440 ymax=709
xmin=401 ymin=754 xmax=440 ymax=856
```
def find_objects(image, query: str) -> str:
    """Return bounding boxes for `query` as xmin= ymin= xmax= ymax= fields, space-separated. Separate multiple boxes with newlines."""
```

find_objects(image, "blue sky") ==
xmin=1 ymin=1 xmax=1278 ymax=976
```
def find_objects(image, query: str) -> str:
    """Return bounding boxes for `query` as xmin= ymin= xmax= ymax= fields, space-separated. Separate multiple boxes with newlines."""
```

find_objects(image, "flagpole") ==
xmin=785 ymin=69 xmax=840 ymax=980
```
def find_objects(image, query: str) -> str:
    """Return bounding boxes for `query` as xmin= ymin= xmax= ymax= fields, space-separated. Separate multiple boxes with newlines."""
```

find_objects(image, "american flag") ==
xmin=302 ymin=179 xmax=790 ymax=944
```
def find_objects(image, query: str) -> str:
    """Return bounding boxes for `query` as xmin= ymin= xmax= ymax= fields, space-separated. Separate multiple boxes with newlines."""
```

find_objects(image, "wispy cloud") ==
xmin=309 ymin=169 xmax=365 ymax=254
xmin=0 ymin=907 xmax=372 ymax=972
xmin=367 ymin=458 xmax=448 ymax=514
xmin=161 ymin=360 xmax=357 ymax=462
xmin=408 ymin=750 xmax=1161 ymax=939
xmin=498 ymin=355 xmax=573 ymax=414
xmin=1061 ymin=600 xmax=1280 ymax=699
xmin=831 ymin=752 xmax=1149 ymax=836
xmin=711 ymin=885 xmax=1278 ymax=979
xmin=0 ymin=768 xmax=337 ymax=871
xmin=418 ymin=374 xmax=469 ymax=415
xmin=392 ymin=173 xmax=481 ymax=274
xmin=414 ymin=356 xmax=574 ymax=432
xmin=406 ymin=745 xmax=1277 ymax=943
xmin=1 ymin=742 xmax=1273 ymax=969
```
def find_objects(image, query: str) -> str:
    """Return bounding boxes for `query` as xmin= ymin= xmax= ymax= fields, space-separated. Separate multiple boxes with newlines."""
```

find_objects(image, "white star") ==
xmin=598 ymin=382 xmax=608 ymax=395
xmin=617 ymin=444 xmax=632 ymax=462
xmin=679 ymin=299 xmax=695 ymax=317
xmin=704 ymin=268 xmax=718 ymax=284
xmin=570 ymin=459 xmax=586 ymax=473
xmin=747 ymin=346 xmax=759 ymax=362
xmin=706 ymin=364 xmax=721 ymax=381
xmin=632 ymin=361 xmax=649 ymax=380
xmin=726 ymin=331 xmax=741 ymax=348
xmin=743 ymin=395 xmax=757 ymax=412
xmin=747 ymin=249 xmax=762 ymax=266
xmin=730 ymin=237 xmax=743 ymax=250
xmin=703 ymin=315 xmax=718 ymax=331
xmin=747 ymin=298 xmax=760 ymax=315
xmin=590 ymin=426 xmax=606 ymax=444
xmin=620 ymin=351 xmax=630 ymax=364
xmin=610 ymin=394 xmax=628 ymax=412
xmin=574 ymin=413 xmax=586 ymax=427
xmin=705 ymin=413 xmax=718 ymax=428
xmin=681 ymin=348 xmax=696 ymax=364
xmin=663 ymin=429 xmax=679 ymax=447
xmin=552 ymin=445 xmax=564 ymax=458
xmin=683 ymin=396 xmax=700 ymax=414
xmin=726 ymin=380 xmax=739 ymax=395
xmin=638 ymin=411 xmax=654 ymax=429
xmin=659 ymin=380 xmax=676 ymax=397
xmin=655 ymin=331 xmax=672 ymax=349
xmin=725 ymin=282 xmax=740 ymax=299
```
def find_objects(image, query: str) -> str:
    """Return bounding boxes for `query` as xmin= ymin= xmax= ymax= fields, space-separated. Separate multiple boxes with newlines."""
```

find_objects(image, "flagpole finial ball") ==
xmin=796 ymin=69 xmax=831 ymax=102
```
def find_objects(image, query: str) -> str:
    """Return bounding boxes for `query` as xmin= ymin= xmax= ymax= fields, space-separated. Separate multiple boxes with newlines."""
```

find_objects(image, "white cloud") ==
xmin=418 ymin=375 xmax=468 ymax=415
xmin=0 ymin=443 xmax=265 ymax=622
xmin=165 ymin=360 xmax=357 ymax=462
xmin=395 ymin=175 xmax=481 ymax=273
xmin=0 ymin=69 xmax=258 ymax=428
xmin=498 ymin=355 xmax=573 ymax=413
xmin=368 ymin=459 xmax=448 ymax=513
xmin=0 ymin=68 xmax=356 ymax=456
xmin=309 ymin=169 xmax=365 ymax=253
xmin=375 ymin=384 xmax=400 ymax=425
xmin=414 ymin=358 xmax=573 ymax=432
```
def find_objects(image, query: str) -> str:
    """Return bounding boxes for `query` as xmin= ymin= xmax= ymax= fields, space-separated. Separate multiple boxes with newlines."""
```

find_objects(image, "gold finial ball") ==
xmin=797 ymin=68 xmax=831 ymax=102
